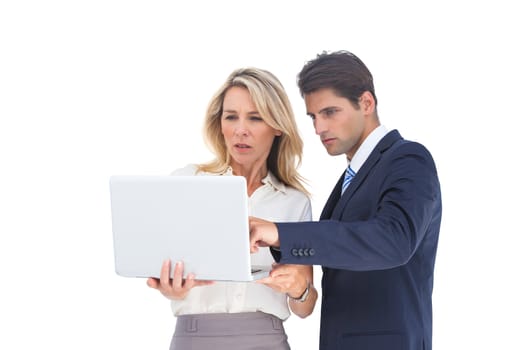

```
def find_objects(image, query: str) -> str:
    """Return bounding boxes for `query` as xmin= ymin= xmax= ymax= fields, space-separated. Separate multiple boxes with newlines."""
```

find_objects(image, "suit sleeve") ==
xmin=270 ymin=192 xmax=312 ymax=261
xmin=275 ymin=143 xmax=441 ymax=271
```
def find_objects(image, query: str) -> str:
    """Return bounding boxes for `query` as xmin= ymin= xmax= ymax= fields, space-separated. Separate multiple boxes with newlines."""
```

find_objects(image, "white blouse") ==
xmin=169 ymin=164 xmax=312 ymax=320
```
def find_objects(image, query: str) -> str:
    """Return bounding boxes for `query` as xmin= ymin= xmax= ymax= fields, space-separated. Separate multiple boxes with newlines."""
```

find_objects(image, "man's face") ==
xmin=304 ymin=88 xmax=369 ymax=160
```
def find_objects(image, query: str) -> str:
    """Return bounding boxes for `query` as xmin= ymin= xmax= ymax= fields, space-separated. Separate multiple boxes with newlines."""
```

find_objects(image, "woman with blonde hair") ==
xmin=147 ymin=67 xmax=317 ymax=350
xmin=198 ymin=68 xmax=308 ymax=195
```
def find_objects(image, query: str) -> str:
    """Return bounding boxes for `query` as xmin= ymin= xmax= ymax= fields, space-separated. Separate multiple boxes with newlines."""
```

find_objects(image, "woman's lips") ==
xmin=234 ymin=143 xmax=252 ymax=152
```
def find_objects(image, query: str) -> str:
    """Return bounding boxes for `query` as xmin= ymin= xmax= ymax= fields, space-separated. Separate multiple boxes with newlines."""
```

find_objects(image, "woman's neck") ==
xmin=230 ymin=162 xmax=268 ymax=196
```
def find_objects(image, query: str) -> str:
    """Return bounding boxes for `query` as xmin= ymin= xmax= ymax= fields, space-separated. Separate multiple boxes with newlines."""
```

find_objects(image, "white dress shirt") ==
xmin=349 ymin=125 xmax=389 ymax=172
xmin=169 ymin=164 xmax=312 ymax=320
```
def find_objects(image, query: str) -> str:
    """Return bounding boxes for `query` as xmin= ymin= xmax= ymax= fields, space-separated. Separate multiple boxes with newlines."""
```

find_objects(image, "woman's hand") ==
xmin=257 ymin=263 xmax=309 ymax=297
xmin=146 ymin=260 xmax=213 ymax=300
xmin=257 ymin=263 xmax=317 ymax=318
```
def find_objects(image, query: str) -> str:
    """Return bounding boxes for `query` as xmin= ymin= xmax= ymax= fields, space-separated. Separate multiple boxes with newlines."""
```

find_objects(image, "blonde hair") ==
xmin=197 ymin=67 xmax=308 ymax=195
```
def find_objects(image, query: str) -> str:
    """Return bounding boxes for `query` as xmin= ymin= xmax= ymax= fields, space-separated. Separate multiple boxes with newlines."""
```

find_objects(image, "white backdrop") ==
xmin=1 ymin=1 xmax=523 ymax=349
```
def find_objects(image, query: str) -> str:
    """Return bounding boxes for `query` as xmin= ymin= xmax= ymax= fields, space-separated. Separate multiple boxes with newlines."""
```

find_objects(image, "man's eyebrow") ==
xmin=319 ymin=106 xmax=337 ymax=113
xmin=309 ymin=106 xmax=337 ymax=116
xmin=306 ymin=105 xmax=337 ymax=118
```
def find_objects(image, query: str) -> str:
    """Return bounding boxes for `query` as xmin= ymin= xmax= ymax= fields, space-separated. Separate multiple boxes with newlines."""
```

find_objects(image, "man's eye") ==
xmin=325 ymin=109 xmax=336 ymax=116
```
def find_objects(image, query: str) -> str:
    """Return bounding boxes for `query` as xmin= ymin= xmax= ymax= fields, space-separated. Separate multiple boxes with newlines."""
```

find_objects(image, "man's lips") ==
xmin=322 ymin=138 xmax=336 ymax=145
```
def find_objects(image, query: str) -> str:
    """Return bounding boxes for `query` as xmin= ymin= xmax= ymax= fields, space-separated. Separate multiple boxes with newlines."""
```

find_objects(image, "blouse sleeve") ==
xmin=299 ymin=196 xmax=313 ymax=221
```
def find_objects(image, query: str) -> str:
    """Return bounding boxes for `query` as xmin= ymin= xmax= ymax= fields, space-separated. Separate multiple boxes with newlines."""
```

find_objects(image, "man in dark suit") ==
xmin=249 ymin=51 xmax=441 ymax=350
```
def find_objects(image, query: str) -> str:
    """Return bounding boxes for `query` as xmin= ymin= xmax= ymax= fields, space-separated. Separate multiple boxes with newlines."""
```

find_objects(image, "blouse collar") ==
xmin=223 ymin=166 xmax=286 ymax=194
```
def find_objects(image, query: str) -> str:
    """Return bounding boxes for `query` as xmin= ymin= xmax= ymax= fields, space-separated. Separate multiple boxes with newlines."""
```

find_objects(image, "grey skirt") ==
xmin=170 ymin=311 xmax=290 ymax=350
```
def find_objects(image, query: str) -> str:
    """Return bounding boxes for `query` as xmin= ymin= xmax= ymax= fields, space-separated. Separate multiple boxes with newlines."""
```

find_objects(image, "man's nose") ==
xmin=313 ymin=118 xmax=326 ymax=135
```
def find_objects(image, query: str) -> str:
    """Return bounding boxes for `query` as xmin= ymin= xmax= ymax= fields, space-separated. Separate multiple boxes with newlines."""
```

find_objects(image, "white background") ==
xmin=1 ymin=1 xmax=523 ymax=349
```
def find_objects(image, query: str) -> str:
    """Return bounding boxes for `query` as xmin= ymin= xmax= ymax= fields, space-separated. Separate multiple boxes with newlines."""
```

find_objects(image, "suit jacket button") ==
xmin=303 ymin=249 xmax=310 ymax=257
xmin=298 ymin=248 xmax=304 ymax=256
xmin=309 ymin=248 xmax=315 ymax=256
xmin=291 ymin=248 xmax=298 ymax=256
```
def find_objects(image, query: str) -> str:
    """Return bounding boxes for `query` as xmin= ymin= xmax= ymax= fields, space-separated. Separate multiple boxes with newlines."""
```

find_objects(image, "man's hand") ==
xmin=249 ymin=216 xmax=280 ymax=253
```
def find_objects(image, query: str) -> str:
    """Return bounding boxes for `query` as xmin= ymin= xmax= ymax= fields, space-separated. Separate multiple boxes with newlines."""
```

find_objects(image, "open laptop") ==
xmin=109 ymin=175 xmax=270 ymax=281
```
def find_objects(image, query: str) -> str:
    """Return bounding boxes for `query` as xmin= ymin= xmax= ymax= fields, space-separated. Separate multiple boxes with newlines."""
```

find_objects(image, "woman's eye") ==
xmin=250 ymin=116 xmax=263 ymax=121
xmin=224 ymin=115 xmax=237 ymax=120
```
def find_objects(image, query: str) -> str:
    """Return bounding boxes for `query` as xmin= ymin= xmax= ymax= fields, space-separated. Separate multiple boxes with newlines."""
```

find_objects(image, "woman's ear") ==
xmin=274 ymin=129 xmax=283 ymax=136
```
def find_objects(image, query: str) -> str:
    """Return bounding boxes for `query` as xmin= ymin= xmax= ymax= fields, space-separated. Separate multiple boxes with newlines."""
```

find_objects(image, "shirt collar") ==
xmin=223 ymin=166 xmax=286 ymax=193
xmin=222 ymin=166 xmax=234 ymax=176
xmin=262 ymin=170 xmax=286 ymax=194
xmin=349 ymin=124 xmax=389 ymax=172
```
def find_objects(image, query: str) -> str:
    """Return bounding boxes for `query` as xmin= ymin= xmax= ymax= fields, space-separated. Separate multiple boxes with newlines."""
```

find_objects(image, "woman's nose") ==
xmin=234 ymin=121 xmax=249 ymax=136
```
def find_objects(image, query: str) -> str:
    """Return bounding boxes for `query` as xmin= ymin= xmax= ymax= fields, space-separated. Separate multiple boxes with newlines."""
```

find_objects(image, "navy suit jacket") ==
xmin=275 ymin=130 xmax=441 ymax=350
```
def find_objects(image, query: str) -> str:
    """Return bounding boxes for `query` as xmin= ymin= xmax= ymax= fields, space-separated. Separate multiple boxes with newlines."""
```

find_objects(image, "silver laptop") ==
xmin=109 ymin=175 xmax=270 ymax=281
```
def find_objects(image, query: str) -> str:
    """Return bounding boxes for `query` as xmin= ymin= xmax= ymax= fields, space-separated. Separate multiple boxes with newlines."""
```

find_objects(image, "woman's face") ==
xmin=221 ymin=86 xmax=281 ymax=170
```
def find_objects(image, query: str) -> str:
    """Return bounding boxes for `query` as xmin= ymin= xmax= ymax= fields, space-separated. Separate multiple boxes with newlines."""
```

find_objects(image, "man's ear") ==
xmin=360 ymin=91 xmax=376 ymax=114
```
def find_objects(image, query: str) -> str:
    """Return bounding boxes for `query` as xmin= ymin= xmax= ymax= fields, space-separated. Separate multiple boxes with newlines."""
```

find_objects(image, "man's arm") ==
xmin=250 ymin=142 xmax=441 ymax=271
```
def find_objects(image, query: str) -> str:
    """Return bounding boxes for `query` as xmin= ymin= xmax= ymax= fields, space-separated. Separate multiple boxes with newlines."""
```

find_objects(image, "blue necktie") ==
xmin=341 ymin=165 xmax=356 ymax=195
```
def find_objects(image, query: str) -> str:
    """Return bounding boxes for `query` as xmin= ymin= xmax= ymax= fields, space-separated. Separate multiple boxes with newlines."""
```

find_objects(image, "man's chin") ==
xmin=324 ymin=146 xmax=344 ymax=156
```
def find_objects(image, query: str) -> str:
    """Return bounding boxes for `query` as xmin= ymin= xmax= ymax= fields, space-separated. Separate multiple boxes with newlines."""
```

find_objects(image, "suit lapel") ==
xmin=325 ymin=130 xmax=403 ymax=219
xmin=320 ymin=172 xmax=345 ymax=220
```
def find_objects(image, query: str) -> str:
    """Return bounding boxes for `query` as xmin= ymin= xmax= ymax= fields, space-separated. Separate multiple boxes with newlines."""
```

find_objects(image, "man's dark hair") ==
xmin=297 ymin=50 xmax=377 ymax=108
